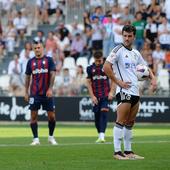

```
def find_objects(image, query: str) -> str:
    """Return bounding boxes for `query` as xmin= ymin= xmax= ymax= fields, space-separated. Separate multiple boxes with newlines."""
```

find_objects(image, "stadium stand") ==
xmin=0 ymin=0 xmax=170 ymax=96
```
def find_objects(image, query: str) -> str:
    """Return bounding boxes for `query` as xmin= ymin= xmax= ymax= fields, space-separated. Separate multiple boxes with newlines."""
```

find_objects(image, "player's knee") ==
xmin=48 ymin=111 xmax=56 ymax=121
xmin=116 ymin=119 xmax=126 ymax=126
xmin=125 ymin=120 xmax=135 ymax=128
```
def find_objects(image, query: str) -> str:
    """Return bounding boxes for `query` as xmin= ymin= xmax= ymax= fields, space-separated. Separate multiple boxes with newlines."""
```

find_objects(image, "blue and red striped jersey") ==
xmin=86 ymin=63 xmax=110 ymax=98
xmin=25 ymin=55 xmax=56 ymax=96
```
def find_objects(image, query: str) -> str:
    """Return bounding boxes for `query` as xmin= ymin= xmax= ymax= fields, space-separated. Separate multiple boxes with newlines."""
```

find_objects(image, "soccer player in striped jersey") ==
xmin=86 ymin=51 xmax=115 ymax=143
xmin=103 ymin=25 xmax=157 ymax=159
xmin=24 ymin=40 xmax=57 ymax=145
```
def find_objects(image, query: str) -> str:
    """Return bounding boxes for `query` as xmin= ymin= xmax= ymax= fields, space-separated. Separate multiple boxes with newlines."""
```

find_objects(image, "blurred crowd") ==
xmin=0 ymin=0 xmax=170 ymax=96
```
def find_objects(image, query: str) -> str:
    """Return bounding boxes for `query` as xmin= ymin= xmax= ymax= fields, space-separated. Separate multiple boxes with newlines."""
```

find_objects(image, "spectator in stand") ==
xmin=132 ymin=11 xmax=146 ymax=51
xmin=113 ymin=16 xmax=124 ymax=46
xmin=70 ymin=33 xmax=86 ymax=61
xmin=120 ymin=6 xmax=134 ymax=25
xmin=151 ymin=3 xmax=165 ymax=25
xmin=158 ymin=15 xmax=170 ymax=51
xmin=103 ymin=14 xmax=114 ymax=58
xmin=8 ymin=53 xmax=23 ymax=96
xmin=164 ymin=50 xmax=170 ymax=90
xmin=52 ymin=52 xmax=63 ymax=73
xmin=152 ymin=43 xmax=165 ymax=76
xmin=55 ymin=68 xmax=74 ymax=96
xmin=72 ymin=65 xmax=86 ymax=95
xmin=83 ymin=11 xmax=91 ymax=28
xmin=84 ymin=25 xmax=92 ymax=60
xmin=56 ymin=23 xmax=70 ymax=57
xmin=35 ymin=0 xmax=48 ymax=24
xmin=70 ymin=21 xmax=82 ymax=38
xmin=55 ymin=7 xmax=65 ymax=24
xmin=0 ymin=0 xmax=13 ymax=19
xmin=117 ymin=0 xmax=131 ymax=10
xmin=140 ymin=41 xmax=152 ymax=62
xmin=13 ymin=0 xmax=26 ymax=12
xmin=91 ymin=16 xmax=104 ymax=51
xmin=19 ymin=42 xmax=35 ymax=61
xmin=138 ymin=3 xmax=149 ymax=21
xmin=34 ymin=30 xmax=46 ymax=45
xmin=91 ymin=6 xmax=105 ymax=23
xmin=4 ymin=20 xmax=17 ymax=52
xmin=0 ymin=34 xmax=6 ymax=62
xmin=144 ymin=15 xmax=158 ymax=49
xmin=111 ymin=4 xmax=121 ymax=24
xmin=44 ymin=0 xmax=59 ymax=24
xmin=45 ymin=31 xmax=58 ymax=57
xmin=164 ymin=0 xmax=170 ymax=23
xmin=13 ymin=10 xmax=28 ymax=41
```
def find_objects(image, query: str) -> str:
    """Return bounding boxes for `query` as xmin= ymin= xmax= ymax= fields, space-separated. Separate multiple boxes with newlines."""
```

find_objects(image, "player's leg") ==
xmin=124 ymin=100 xmax=144 ymax=159
xmin=29 ymin=97 xmax=40 ymax=145
xmin=93 ymin=102 xmax=102 ymax=142
xmin=99 ymin=98 xmax=109 ymax=142
xmin=30 ymin=110 xmax=40 ymax=145
xmin=113 ymin=102 xmax=131 ymax=159
xmin=43 ymin=97 xmax=57 ymax=145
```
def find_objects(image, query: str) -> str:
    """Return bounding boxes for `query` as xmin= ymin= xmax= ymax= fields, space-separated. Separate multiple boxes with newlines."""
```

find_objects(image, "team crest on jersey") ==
xmin=33 ymin=62 xmax=36 ymax=66
xmin=92 ymin=69 xmax=95 ymax=73
xmin=43 ymin=60 xmax=46 ymax=64
xmin=110 ymin=52 xmax=116 ymax=59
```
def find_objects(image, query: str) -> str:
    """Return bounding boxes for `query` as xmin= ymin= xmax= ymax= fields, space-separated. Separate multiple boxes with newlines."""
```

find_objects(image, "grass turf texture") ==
xmin=0 ymin=123 xmax=170 ymax=170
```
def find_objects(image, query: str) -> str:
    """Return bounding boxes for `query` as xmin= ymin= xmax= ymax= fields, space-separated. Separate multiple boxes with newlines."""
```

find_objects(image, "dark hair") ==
xmin=122 ymin=25 xmax=136 ymax=36
xmin=93 ymin=51 xmax=103 ymax=59
xmin=33 ymin=39 xmax=43 ymax=44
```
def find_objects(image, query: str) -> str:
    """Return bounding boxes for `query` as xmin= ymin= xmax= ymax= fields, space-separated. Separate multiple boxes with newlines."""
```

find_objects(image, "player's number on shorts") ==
xmin=120 ymin=92 xmax=131 ymax=101
xmin=29 ymin=97 xmax=34 ymax=104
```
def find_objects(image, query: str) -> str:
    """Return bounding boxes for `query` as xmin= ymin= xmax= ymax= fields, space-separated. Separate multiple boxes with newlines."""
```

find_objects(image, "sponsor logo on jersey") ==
xmin=32 ymin=68 xmax=48 ymax=74
xmin=93 ymin=75 xmax=107 ymax=80
xmin=125 ymin=63 xmax=136 ymax=69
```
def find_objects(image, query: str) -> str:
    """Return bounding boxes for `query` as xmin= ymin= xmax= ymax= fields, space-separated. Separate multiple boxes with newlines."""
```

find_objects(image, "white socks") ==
xmin=113 ymin=124 xmax=133 ymax=152
xmin=123 ymin=127 xmax=132 ymax=151
xmin=99 ymin=132 xmax=105 ymax=140
xmin=113 ymin=125 xmax=123 ymax=152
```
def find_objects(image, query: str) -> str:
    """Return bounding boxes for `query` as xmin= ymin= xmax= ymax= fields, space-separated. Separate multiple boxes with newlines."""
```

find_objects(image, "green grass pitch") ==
xmin=0 ymin=123 xmax=170 ymax=170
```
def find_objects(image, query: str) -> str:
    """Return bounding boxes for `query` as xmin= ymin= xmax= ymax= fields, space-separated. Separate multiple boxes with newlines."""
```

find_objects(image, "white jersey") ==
xmin=106 ymin=44 xmax=147 ymax=96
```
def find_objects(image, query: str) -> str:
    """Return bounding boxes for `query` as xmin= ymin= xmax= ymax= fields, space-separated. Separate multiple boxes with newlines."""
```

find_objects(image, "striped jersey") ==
xmin=106 ymin=44 xmax=147 ymax=96
xmin=86 ymin=63 xmax=110 ymax=98
xmin=25 ymin=55 xmax=56 ymax=96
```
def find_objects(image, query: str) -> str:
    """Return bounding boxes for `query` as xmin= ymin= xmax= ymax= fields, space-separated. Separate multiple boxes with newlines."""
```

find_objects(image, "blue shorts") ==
xmin=29 ymin=95 xmax=55 ymax=111
xmin=93 ymin=97 xmax=109 ymax=113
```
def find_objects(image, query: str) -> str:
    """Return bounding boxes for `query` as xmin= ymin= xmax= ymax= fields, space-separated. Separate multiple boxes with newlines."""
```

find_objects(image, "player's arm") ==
xmin=103 ymin=61 xmax=131 ymax=89
xmin=148 ymin=68 xmax=157 ymax=91
xmin=25 ymin=75 xmax=31 ymax=102
xmin=108 ymin=80 xmax=116 ymax=100
xmin=86 ymin=78 xmax=98 ymax=105
xmin=46 ymin=70 xmax=55 ymax=97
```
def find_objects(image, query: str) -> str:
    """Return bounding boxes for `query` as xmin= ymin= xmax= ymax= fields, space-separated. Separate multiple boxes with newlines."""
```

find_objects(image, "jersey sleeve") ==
xmin=48 ymin=57 xmax=56 ymax=72
xmin=25 ymin=60 xmax=32 ymax=75
xmin=106 ymin=50 xmax=118 ymax=64
xmin=86 ymin=66 xmax=92 ymax=79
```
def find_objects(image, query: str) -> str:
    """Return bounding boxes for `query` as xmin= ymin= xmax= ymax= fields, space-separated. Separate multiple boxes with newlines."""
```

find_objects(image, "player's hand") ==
xmin=46 ymin=88 xmax=53 ymax=97
xmin=92 ymin=95 xmax=98 ymax=105
xmin=108 ymin=92 xmax=114 ymax=101
xmin=24 ymin=93 xmax=29 ymax=102
xmin=117 ymin=80 xmax=131 ymax=89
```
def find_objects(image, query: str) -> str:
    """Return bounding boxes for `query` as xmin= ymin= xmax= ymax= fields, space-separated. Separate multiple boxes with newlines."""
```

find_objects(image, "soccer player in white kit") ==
xmin=103 ymin=25 xmax=157 ymax=160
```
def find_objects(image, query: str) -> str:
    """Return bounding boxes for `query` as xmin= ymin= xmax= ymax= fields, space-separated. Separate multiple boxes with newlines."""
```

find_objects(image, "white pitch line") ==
xmin=0 ymin=140 xmax=170 ymax=147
